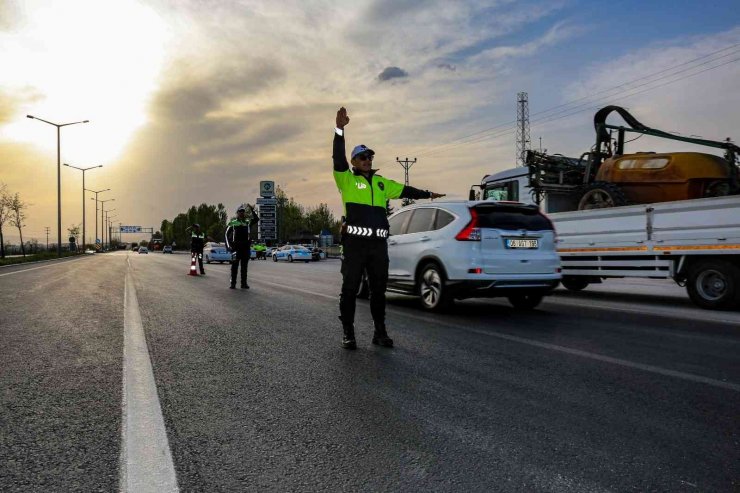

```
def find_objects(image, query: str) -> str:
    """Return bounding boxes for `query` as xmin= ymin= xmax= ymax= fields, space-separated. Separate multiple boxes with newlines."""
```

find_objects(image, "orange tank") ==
xmin=595 ymin=152 xmax=730 ymax=203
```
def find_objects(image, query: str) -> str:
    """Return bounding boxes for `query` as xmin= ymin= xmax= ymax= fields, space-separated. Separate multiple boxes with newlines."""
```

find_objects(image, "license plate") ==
xmin=506 ymin=239 xmax=538 ymax=249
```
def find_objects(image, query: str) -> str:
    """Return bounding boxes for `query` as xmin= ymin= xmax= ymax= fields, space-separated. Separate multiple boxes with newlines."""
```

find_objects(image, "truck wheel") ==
xmin=578 ymin=182 xmax=629 ymax=210
xmin=561 ymin=276 xmax=589 ymax=291
xmin=357 ymin=269 xmax=370 ymax=300
xmin=508 ymin=292 xmax=544 ymax=309
xmin=686 ymin=259 xmax=740 ymax=310
xmin=418 ymin=262 xmax=452 ymax=311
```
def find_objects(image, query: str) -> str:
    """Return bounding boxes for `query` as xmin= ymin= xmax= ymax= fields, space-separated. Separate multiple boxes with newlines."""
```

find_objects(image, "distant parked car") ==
xmin=272 ymin=245 xmax=312 ymax=263
xmin=203 ymin=242 xmax=232 ymax=264
xmin=381 ymin=200 xmax=561 ymax=311
xmin=162 ymin=245 xmax=173 ymax=254
xmin=132 ymin=246 xmax=139 ymax=252
xmin=84 ymin=249 xmax=95 ymax=255
xmin=138 ymin=247 xmax=149 ymax=254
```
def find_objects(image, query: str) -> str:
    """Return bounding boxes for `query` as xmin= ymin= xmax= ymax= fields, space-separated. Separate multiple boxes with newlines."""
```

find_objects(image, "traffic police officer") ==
xmin=225 ymin=204 xmax=259 ymax=289
xmin=333 ymin=106 xmax=445 ymax=349
xmin=190 ymin=223 xmax=207 ymax=275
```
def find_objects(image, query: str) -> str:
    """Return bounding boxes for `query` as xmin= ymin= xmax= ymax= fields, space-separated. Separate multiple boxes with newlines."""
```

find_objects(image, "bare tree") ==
xmin=8 ymin=193 xmax=28 ymax=257
xmin=0 ymin=183 xmax=9 ymax=258
xmin=67 ymin=224 xmax=81 ymax=246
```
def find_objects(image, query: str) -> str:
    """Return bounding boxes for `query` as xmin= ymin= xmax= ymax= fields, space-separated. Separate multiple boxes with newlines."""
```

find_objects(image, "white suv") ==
xmin=384 ymin=200 xmax=561 ymax=310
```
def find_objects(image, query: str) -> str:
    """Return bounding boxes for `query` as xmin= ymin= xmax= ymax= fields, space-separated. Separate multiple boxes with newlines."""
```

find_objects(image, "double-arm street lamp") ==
xmin=27 ymin=114 xmax=89 ymax=257
xmin=95 ymin=198 xmax=115 ymax=250
xmin=86 ymin=189 xmax=110 ymax=247
xmin=107 ymin=215 xmax=118 ymax=248
xmin=104 ymin=209 xmax=116 ymax=248
xmin=64 ymin=163 xmax=102 ymax=250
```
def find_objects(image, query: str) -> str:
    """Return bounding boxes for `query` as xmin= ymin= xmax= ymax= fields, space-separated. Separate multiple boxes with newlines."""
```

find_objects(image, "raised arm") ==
xmin=333 ymin=107 xmax=350 ymax=172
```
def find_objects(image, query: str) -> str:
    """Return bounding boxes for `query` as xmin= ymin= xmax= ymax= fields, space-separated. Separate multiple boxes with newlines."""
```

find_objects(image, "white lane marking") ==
xmin=547 ymin=296 xmax=740 ymax=327
xmin=120 ymin=265 xmax=179 ymax=492
xmin=252 ymin=277 xmax=740 ymax=393
xmin=0 ymin=256 xmax=87 ymax=277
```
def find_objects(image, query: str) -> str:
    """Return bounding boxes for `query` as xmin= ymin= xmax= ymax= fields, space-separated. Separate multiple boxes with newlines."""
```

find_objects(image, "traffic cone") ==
xmin=188 ymin=253 xmax=199 ymax=276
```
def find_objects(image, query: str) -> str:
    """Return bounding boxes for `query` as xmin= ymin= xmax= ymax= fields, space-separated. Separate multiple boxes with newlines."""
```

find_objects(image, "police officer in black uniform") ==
xmin=333 ymin=107 xmax=445 ymax=349
xmin=225 ymin=204 xmax=259 ymax=289
xmin=190 ymin=223 xmax=208 ymax=275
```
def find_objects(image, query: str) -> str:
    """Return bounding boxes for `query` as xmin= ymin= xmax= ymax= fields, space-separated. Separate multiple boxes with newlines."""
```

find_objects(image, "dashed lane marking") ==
xmin=120 ymin=259 xmax=179 ymax=492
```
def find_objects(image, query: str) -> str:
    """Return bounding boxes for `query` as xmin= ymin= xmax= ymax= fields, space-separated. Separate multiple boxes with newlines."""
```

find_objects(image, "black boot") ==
xmin=230 ymin=279 xmax=236 ymax=289
xmin=342 ymin=326 xmax=357 ymax=350
xmin=372 ymin=326 xmax=394 ymax=348
xmin=241 ymin=280 xmax=249 ymax=289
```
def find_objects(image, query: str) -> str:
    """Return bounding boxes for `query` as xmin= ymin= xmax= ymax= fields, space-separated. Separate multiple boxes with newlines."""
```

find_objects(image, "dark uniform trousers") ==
xmin=231 ymin=245 xmax=250 ymax=285
xmin=192 ymin=249 xmax=205 ymax=273
xmin=340 ymin=236 xmax=389 ymax=330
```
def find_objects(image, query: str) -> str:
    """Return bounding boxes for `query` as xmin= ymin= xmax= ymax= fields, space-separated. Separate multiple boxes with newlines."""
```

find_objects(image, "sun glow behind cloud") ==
xmin=0 ymin=0 xmax=170 ymax=165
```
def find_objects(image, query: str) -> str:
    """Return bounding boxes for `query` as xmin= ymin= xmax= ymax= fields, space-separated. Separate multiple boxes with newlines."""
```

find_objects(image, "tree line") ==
xmin=157 ymin=187 xmax=342 ymax=248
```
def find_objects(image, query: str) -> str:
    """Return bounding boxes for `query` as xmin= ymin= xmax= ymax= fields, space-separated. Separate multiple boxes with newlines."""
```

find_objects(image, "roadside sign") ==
xmin=256 ymin=198 xmax=277 ymax=205
xmin=259 ymin=181 xmax=275 ymax=197
xmin=96 ymin=239 xmax=101 ymax=244
xmin=120 ymin=226 xmax=142 ymax=233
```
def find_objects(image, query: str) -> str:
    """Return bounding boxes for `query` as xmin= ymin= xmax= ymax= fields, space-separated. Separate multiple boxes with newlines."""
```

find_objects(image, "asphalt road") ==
xmin=1 ymin=251 xmax=738 ymax=492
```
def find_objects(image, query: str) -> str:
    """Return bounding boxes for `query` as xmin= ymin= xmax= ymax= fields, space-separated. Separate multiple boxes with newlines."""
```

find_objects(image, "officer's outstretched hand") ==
xmin=430 ymin=192 xmax=446 ymax=199
xmin=336 ymin=107 xmax=350 ymax=129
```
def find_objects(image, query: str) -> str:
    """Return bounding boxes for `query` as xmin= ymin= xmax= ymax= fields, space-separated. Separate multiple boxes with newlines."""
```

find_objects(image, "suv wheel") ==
xmin=273 ymin=254 xmax=278 ymax=262
xmin=205 ymin=255 xmax=211 ymax=264
xmin=288 ymin=254 xmax=293 ymax=263
xmin=508 ymin=292 xmax=544 ymax=309
xmin=418 ymin=262 xmax=451 ymax=311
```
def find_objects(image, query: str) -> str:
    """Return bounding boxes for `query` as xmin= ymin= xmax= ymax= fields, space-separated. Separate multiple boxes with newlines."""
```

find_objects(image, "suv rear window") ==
xmin=474 ymin=206 xmax=552 ymax=230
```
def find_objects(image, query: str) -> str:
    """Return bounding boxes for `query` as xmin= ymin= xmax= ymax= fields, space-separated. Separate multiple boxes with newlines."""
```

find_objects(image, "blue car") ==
xmin=272 ymin=245 xmax=312 ymax=263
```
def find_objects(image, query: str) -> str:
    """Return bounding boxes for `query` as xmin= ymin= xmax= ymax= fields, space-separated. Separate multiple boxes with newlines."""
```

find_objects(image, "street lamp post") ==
xmin=98 ymin=199 xmax=115 ymax=250
xmin=104 ymin=210 xmax=116 ymax=249
xmin=107 ymin=215 xmax=118 ymax=248
xmin=27 ymin=114 xmax=89 ymax=257
xmin=86 ymin=189 xmax=110 ymax=248
xmin=64 ymin=163 xmax=102 ymax=251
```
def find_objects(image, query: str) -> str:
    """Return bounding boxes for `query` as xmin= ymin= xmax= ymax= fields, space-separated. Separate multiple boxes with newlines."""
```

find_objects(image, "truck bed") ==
xmin=550 ymin=195 xmax=740 ymax=278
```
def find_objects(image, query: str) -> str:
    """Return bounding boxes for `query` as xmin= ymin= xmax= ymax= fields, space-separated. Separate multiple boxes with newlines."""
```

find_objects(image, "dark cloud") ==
xmin=437 ymin=63 xmax=456 ymax=71
xmin=378 ymin=66 xmax=409 ymax=82
xmin=151 ymin=58 xmax=286 ymax=122
xmin=364 ymin=0 xmax=440 ymax=23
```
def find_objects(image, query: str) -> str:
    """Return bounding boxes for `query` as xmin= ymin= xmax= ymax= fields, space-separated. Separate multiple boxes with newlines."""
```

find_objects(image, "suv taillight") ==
xmin=455 ymin=208 xmax=481 ymax=241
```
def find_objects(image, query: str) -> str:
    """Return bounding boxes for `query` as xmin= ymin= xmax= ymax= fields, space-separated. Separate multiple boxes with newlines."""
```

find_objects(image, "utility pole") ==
xmin=45 ymin=227 xmax=50 ymax=251
xmin=516 ymin=92 xmax=531 ymax=167
xmin=396 ymin=157 xmax=417 ymax=206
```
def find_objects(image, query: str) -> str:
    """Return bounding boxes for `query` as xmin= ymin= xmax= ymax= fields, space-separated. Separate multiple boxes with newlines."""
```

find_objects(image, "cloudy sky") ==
xmin=1 ymin=0 xmax=739 ymax=244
